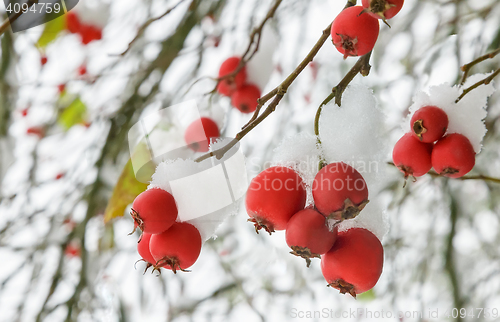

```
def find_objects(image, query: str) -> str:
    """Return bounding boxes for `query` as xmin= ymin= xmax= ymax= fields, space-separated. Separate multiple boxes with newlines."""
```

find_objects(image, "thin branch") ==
xmin=460 ymin=47 xmax=500 ymax=85
xmin=388 ymin=162 xmax=500 ymax=184
xmin=455 ymin=68 xmax=500 ymax=102
xmin=116 ymin=0 xmax=190 ymax=56
xmin=205 ymin=0 xmax=283 ymax=94
xmin=314 ymin=51 xmax=372 ymax=138
xmin=195 ymin=21 xmax=333 ymax=163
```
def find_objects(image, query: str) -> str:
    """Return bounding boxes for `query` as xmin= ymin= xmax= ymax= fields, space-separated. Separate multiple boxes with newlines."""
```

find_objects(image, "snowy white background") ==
xmin=1 ymin=0 xmax=500 ymax=321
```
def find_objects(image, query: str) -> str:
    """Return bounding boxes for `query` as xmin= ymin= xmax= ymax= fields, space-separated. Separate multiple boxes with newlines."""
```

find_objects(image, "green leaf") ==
xmin=104 ymin=159 xmax=148 ymax=223
xmin=58 ymin=97 xmax=87 ymax=130
xmin=36 ymin=15 xmax=66 ymax=48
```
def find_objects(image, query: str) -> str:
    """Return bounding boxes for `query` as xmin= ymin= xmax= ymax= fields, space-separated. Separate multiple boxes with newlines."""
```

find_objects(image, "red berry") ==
xmin=312 ymin=162 xmax=369 ymax=221
xmin=321 ymin=228 xmax=383 ymax=298
xmin=78 ymin=65 xmax=87 ymax=76
xmin=246 ymin=166 xmax=306 ymax=234
xmin=80 ymin=24 xmax=102 ymax=45
xmin=392 ymin=133 xmax=433 ymax=179
xmin=58 ymin=84 xmax=66 ymax=94
xmin=55 ymin=173 xmax=64 ymax=180
xmin=331 ymin=6 xmax=380 ymax=59
xmin=410 ymin=105 xmax=448 ymax=143
xmin=217 ymin=57 xmax=247 ymax=96
xmin=184 ymin=117 xmax=220 ymax=152
xmin=65 ymin=12 xmax=81 ymax=34
xmin=137 ymin=232 xmax=155 ymax=272
xmin=149 ymin=222 xmax=202 ymax=273
xmin=431 ymin=133 xmax=475 ymax=178
xmin=231 ymin=84 xmax=261 ymax=113
xmin=131 ymin=188 xmax=178 ymax=235
xmin=65 ymin=242 xmax=81 ymax=258
xmin=286 ymin=208 xmax=338 ymax=267
xmin=21 ymin=108 xmax=29 ymax=117
xmin=26 ymin=127 xmax=45 ymax=138
xmin=361 ymin=0 xmax=404 ymax=20
xmin=41 ymin=56 xmax=48 ymax=66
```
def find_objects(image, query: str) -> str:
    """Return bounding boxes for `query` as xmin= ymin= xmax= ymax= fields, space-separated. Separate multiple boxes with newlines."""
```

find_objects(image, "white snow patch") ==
xmin=403 ymin=73 xmax=496 ymax=153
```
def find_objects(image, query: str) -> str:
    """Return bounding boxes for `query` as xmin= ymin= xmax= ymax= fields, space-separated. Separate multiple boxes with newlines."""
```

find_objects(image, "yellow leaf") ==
xmin=36 ymin=15 xmax=66 ymax=48
xmin=58 ymin=97 xmax=87 ymax=130
xmin=104 ymin=159 xmax=148 ymax=223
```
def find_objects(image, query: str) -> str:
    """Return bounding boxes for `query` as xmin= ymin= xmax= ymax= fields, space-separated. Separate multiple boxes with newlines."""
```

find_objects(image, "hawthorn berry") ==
xmin=231 ymin=84 xmax=261 ymax=113
xmin=431 ymin=133 xmax=475 ymax=178
xmin=65 ymin=242 xmax=81 ymax=258
xmin=392 ymin=133 xmax=433 ymax=179
xmin=137 ymin=232 xmax=155 ymax=272
xmin=331 ymin=6 xmax=380 ymax=59
xmin=65 ymin=12 xmax=81 ymax=34
xmin=80 ymin=24 xmax=102 ymax=45
xmin=78 ymin=65 xmax=87 ymax=76
xmin=41 ymin=56 xmax=48 ymax=66
xmin=184 ymin=117 xmax=220 ymax=152
xmin=321 ymin=228 xmax=384 ymax=298
xmin=149 ymin=222 xmax=202 ymax=273
xmin=217 ymin=57 xmax=247 ymax=96
xmin=285 ymin=208 xmax=338 ymax=267
xmin=130 ymin=188 xmax=178 ymax=236
xmin=312 ymin=162 xmax=369 ymax=221
xmin=26 ymin=127 xmax=45 ymax=139
xmin=58 ymin=84 xmax=66 ymax=94
xmin=361 ymin=0 xmax=404 ymax=20
xmin=246 ymin=166 xmax=306 ymax=234
xmin=410 ymin=105 xmax=448 ymax=143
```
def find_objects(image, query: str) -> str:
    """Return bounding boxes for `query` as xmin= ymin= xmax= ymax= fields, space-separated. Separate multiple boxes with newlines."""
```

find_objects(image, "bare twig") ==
xmin=459 ymin=47 xmax=500 ymax=85
xmin=206 ymin=0 xmax=283 ymax=94
xmin=116 ymin=0 xmax=190 ymax=56
xmin=314 ymin=51 xmax=372 ymax=138
xmin=455 ymin=68 xmax=500 ymax=102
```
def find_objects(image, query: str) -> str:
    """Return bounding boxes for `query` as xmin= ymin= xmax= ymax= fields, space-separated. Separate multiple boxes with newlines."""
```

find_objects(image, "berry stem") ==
xmin=455 ymin=68 xmax=500 ymax=103
xmin=206 ymin=0 xmax=283 ymax=94
xmin=459 ymin=47 xmax=500 ymax=85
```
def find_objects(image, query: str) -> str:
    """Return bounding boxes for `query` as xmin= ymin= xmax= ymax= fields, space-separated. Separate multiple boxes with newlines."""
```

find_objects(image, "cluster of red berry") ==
xmin=245 ymin=163 xmax=384 ymax=297
xmin=331 ymin=0 xmax=404 ymax=58
xmin=65 ymin=12 xmax=103 ymax=45
xmin=393 ymin=105 xmax=476 ymax=181
xmin=217 ymin=57 xmax=261 ymax=113
xmin=132 ymin=188 xmax=202 ymax=274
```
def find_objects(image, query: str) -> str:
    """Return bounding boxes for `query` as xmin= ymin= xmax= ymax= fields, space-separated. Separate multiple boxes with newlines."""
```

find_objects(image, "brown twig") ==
xmin=195 ymin=21 xmax=333 ymax=163
xmin=115 ymin=0 xmax=190 ymax=56
xmin=314 ymin=51 xmax=372 ymax=138
xmin=455 ymin=68 xmax=500 ymax=103
xmin=206 ymin=0 xmax=283 ymax=94
xmin=459 ymin=47 xmax=500 ymax=85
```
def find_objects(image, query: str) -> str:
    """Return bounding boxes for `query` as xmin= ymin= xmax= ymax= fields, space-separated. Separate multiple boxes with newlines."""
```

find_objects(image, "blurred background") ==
xmin=0 ymin=0 xmax=500 ymax=321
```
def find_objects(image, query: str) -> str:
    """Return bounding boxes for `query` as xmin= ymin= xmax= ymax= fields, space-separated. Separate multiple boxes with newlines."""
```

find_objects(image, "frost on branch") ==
xmin=403 ymin=73 xmax=496 ymax=153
